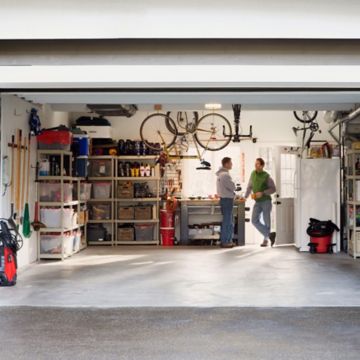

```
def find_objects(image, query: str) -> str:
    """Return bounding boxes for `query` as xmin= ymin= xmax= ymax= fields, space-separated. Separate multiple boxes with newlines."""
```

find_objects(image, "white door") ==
xmin=273 ymin=146 xmax=298 ymax=245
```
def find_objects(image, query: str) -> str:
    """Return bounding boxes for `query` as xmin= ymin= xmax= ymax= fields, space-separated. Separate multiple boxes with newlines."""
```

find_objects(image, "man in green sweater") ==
xmin=243 ymin=158 xmax=277 ymax=247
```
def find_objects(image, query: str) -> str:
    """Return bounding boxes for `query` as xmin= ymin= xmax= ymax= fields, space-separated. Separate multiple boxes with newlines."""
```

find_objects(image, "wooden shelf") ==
xmin=116 ymin=177 xmax=160 ymax=181
xmin=87 ymin=220 xmax=113 ymax=223
xmin=115 ymin=241 xmax=159 ymax=245
xmin=117 ymin=156 xmax=158 ymax=160
xmin=39 ymin=200 xmax=81 ymax=207
xmin=87 ymin=241 xmax=113 ymax=246
xmin=88 ymin=156 xmax=115 ymax=160
xmin=88 ymin=177 xmax=113 ymax=181
xmin=88 ymin=198 xmax=113 ymax=202
xmin=116 ymin=219 xmax=159 ymax=223
xmin=115 ymin=198 xmax=160 ymax=202
xmin=39 ymin=225 xmax=84 ymax=233
xmin=38 ymin=176 xmax=74 ymax=181
xmin=37 ymin=150 xmax=72 ymax=156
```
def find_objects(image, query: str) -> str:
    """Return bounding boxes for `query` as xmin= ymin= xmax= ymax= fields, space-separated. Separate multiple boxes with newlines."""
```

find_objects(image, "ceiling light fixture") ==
xmin=205 ymin=103 xmax=222 ymax=110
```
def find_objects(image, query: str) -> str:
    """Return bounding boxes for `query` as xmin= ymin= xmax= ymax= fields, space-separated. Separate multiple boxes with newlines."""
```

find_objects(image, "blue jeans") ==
xmin=220 ymin=198 xmax=234 ymax=244
xmin=252 ymin=200 xmax=272 ymax=240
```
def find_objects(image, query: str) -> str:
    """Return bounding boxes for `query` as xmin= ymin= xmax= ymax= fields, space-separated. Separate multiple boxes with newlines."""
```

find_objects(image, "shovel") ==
xmin=20 ymin=136 xmax=27 ymax=224
xmin=23 ymin=134 xmax=31 ymax=238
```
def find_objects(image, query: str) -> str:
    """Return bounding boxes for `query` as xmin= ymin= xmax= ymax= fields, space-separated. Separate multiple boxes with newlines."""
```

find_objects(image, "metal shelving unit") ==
xmin=115 ymin=156 xmax=160 ymax=246
xmin=87 ymin=156 xmax=116 ymax=246
xmin=37 ymin=150 xmax=87 ymax=260
xmin=85 ymin=156 xmax=161 ymax=246
xmin=346 ymin=150 xmax=360 ymax=258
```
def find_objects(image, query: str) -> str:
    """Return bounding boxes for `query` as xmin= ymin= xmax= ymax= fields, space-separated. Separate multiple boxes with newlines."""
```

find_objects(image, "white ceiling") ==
xmin=13 ymin=91 xmax=360 ymax=111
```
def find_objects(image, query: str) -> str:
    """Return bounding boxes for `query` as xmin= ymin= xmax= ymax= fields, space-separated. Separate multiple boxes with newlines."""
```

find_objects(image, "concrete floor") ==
xmin=1 ymin=245 xmax=360 ymax=307
xmin=1 ymin=307 xmax=360 ymax=360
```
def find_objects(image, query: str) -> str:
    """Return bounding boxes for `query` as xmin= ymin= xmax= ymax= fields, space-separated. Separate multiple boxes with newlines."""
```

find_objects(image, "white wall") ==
xmin=1 ymin=0 xmax=360 ymax=39
xmin=0 ymin=96 xmax=40 ymax=268
xmin=0 ymin=96 xmax=70 ymax=268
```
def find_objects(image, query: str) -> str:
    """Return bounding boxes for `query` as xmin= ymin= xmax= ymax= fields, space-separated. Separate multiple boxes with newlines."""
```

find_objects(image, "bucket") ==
xmin=309 ymin=234 xmax=333 ymax=253
xmin=160 ymin=210 xmax=174 ymax=228
xmin=160 ymin=227 xmax=175 ymax=247
xmin=73 ymin=134 xmax=89 ymax=156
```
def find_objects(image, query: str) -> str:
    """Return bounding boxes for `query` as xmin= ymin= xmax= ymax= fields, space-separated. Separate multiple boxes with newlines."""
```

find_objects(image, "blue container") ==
xmin=76 ymin=156 xmax=89 ymax=177
xmin=73 ymin=134 xmax=89 ymax=156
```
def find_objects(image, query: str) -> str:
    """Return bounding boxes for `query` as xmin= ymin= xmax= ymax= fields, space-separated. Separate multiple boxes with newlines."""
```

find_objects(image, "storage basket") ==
xmin=89 ymin=159 xmax=112 ymax=177
xmin=117 ymin=181 xmax=133 ymax=198
xmin=89 ymin=204 xmax=111 ymax=220
xmin=118 ymin=206 xmax=134 ymax=220
xmin=134 ymin=206 xmax=152 ymax=220
xmin=118 ymin=227 xmax=134 ymax=242
xmin=39 ymin=183 xmax=73 ymax=203
xmin=135 ymin=224 xmax=155 ymax=241
xmin=92 ymin=182 xmax=111 ymax=199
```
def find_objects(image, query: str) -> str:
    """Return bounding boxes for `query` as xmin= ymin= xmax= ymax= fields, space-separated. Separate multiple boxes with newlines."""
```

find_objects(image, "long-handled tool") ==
xmin=6 ymin=134 xmax=18 ymax=233
xmin=23 ymin=134 xmax=31 ymax=238
xmin=20 ymin=136 xmax=27 ymax=224
xmin=15 ymin=129 xmax=22 ymax=227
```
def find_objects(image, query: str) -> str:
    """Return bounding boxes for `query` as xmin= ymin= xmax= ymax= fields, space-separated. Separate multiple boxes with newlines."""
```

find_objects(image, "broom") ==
xmin=23 ymin=134 xmax=31 ymax=238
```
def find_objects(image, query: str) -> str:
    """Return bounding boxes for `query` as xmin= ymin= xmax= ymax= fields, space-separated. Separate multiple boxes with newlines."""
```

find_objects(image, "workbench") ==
xmin=179 ymin=199 xmax=247 ymax=245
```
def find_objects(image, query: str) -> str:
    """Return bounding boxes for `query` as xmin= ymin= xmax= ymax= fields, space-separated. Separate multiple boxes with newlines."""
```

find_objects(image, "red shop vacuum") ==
xmin=0 ymin=219 xmax=23 ymax=286
xmin=307 ymin=218 xmax=339 ymax=254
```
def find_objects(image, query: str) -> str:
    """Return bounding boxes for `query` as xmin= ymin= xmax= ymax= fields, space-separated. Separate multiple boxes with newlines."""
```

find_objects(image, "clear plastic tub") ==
xmin=73 ymin=230 xmax=82 ymax=252
xmin=40 ymin=233 xmax=73 ymax=255
xmin=92 ymin=182 xmax=111 ymax=199
xmin=39 ymin=183 xmax=73 ymax=202
xmin=79 ymin=183 xmax=92 ymax=201
xmin=40 ymin=208 xmax=75 ymax=229
xmin=89 ymin=159 xmax=112 ymax=177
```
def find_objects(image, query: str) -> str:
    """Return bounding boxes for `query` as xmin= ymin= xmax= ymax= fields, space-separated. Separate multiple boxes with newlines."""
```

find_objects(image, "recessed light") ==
xmin=205 ymin=103 xmax=222 ymax=110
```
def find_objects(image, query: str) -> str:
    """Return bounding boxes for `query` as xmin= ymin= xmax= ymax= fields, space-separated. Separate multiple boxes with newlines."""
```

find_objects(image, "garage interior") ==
xmin=1 ymin=82 xmax=360 ymax=358
xmin=1 ymin=88 xmax=360 ymax=292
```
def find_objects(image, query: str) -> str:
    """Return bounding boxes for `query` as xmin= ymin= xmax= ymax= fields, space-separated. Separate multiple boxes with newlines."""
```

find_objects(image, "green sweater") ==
xmin=249 ymin=170 xmax=273 ymax=202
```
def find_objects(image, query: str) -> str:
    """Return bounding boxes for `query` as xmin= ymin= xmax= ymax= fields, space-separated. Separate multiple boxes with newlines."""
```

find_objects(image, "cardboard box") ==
xmin=118 ymin=206 xmax=134 ymax=220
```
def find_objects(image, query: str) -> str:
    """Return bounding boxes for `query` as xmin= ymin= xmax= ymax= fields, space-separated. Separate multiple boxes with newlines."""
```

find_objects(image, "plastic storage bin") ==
xmin=73 ymin=230 xmax=82 ymax=252
xmin=39 ymin=183 xmax=73 ymax=202
xmin=118 ymin=206 xmax=134 ymax=220
xmin=89 ymin=159 xmax=112 ymax=177
xmin=135 ymin=224 xmax=155 ymax=241
xmin=40 ymin=233 xmax=73 ymax=255
xmin=89 ymin=204 xmax=111 ymax=220
xmin=79 ymin=183 xmax=92 ymax=201
xmin=92 ymin=182 xmax=112 ymax=199
xmin=37 ymin=128 xmax=72 ymax=150
xmin=40 ymin=208 xmax=75 ymax=229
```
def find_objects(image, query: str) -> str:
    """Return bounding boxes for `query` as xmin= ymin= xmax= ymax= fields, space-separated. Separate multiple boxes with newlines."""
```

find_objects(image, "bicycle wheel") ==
xmin=293 ymin=111 xmax=318 ymax=123
xmin=140 ymin=113 xmax=178 ymax=151
xmin=194 ymin=113 xmax=232 ymax=151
